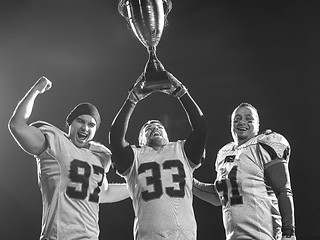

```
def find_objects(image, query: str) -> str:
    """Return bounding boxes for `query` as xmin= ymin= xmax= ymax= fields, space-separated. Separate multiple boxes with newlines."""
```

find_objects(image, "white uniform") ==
xmin=123 ymin=140 xmax=200 ymax=240
xmin=214 ymin=132 xmax=290 ymax=240
xmin=33 ymin=121 xmax=111 ymax=240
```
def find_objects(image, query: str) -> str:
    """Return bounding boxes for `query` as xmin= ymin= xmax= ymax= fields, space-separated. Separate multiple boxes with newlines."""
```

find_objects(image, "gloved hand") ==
xmin=162 ymin=72 xmax=188 ymax=98
xmin=127 ymin=73 xmax=153 ymax=104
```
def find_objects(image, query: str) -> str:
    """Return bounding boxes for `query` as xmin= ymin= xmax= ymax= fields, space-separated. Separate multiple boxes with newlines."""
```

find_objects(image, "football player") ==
xmin=109 ymin=72 xmax=208 ymax=240
xmin=8 ymin=76 xmax=129 ymax=240
xmin=193 ymin=103 xmax=296 ymax=240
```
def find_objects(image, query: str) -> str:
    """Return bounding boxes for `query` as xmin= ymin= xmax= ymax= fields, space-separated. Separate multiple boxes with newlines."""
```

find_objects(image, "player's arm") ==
xmin=164 ymin=72 xmax=208 ymax=165
xmin=109 ymin=99 xmax=135 ymax=174
xmin=265 ymin=160 xmax=296 ymax=239
xmin=8 ymin=77 xmax=52 ymax=156
xmin=192 ymin=178 xmax=221 ymax=206
xmin=180 ymin=91 xmax=208 ymax=165
xmin=109 ymin=73 xmax=152 ymax=174
xmin=100 ymin=183 xmax=130 ymax=203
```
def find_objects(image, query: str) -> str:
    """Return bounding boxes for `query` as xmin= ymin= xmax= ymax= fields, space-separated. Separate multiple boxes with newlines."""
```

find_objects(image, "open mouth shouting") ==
xmin=77 ymin=131 xmax=89 ymax=142
xmin=151 ymin=130 xmax=162 ymax=138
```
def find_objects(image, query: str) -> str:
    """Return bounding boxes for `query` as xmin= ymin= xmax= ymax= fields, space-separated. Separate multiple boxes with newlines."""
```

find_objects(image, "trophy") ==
xmin=118 ymin=0 xmax=173 ymax=92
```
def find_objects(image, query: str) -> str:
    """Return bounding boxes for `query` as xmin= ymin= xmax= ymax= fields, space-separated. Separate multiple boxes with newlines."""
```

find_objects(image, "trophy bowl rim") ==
xmin=118 ymin=0 xmax=172 ymax=20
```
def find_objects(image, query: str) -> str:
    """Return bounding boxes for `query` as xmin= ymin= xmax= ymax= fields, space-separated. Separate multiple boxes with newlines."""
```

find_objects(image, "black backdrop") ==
xmin=0 ymin=1 xmax=319 ymax=239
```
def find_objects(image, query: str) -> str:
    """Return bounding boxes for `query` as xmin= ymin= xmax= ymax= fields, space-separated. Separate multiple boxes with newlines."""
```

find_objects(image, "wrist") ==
xmin=282 ymin=227 xmax=295 ymax=238
xmin=127 ymin=91 xmax=139 ymax=105
xmin=172 ymin=85 xmax=188 ymax=98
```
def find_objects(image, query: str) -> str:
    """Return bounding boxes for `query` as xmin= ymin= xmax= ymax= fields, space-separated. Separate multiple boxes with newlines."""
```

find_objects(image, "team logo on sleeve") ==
xmin=224 ymin=155 xmax=236 ymax=163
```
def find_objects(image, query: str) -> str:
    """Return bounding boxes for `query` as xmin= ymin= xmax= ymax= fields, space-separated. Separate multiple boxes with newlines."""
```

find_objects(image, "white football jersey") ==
xmin=32 ymin=121 xmax=111 ymax=240
xmin=214 ymin=131 xmax=290 ymax=240
xmin=124 ymin=140 xmax=200 ymax=240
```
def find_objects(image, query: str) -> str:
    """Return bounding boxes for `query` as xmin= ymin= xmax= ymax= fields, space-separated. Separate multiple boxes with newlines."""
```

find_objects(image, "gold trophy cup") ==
xmin=118 ymin=0 xmax=173 ymax=91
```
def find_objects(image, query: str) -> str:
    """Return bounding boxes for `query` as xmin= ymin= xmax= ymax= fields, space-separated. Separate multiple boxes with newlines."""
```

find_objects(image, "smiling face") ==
xmin=68 ymin=114 xmax=97 ymax=148
xmin=138 ymin=120 xmax=169 ymax=147
xmin=231 ymin=105 xmax=259 ymax=146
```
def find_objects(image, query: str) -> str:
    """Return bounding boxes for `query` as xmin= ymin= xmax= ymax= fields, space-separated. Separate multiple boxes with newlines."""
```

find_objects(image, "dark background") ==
xmin=1 ymin=0 xmax=319 ymax=239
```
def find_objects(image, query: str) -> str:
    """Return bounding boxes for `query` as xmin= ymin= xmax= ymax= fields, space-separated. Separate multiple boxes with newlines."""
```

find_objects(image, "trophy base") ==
xmin=143 ymin=70 xmax=172 ymax=92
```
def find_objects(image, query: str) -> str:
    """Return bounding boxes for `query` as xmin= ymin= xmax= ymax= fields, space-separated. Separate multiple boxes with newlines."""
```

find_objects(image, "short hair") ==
xmin=231 ymin=102 xmax=260 ymax=142
xmin=231 ymin=102 xmax=259 ymax=123
xmin=138 ymin=120 xmax=164 ymax=146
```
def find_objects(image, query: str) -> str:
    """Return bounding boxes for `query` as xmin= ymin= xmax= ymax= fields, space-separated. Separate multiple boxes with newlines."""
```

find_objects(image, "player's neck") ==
xmin=236 ymin=136 xmax=255 ymax=146
xmin=148 ymin=142 xmax=167 ymax=151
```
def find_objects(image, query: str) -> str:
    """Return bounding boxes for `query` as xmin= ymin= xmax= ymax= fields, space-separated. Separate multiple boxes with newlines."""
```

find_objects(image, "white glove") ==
xmin=127 ymin=73 xmax=153 ymax=104
xmin=162 ymin=72 xmax=188 ymax=98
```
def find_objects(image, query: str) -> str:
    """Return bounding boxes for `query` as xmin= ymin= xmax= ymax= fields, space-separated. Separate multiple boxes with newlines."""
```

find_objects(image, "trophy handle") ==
xmin=118 ymin=0 xmax=172 ymax=27
xmin=118 ymin=0 xmax=129 ymax=22
xmin=163 ymin=0 xmax=172 ymax=26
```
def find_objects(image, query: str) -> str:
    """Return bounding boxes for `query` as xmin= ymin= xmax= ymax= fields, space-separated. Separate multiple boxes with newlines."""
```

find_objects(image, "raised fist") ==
xmin=33 ymin=76 xmax=52 ymax=94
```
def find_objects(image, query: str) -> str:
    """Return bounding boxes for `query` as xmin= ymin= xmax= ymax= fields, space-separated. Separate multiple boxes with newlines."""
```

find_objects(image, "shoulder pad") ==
xmin=30 ymin=121 xmax=53 ymax=128
xmin=258 ymin=131 xmax=290 ymax=160
xmin=258 ymin=131 xmax=289 ymax=147
xmin=30 ymin=121 xmax=65 ymax=136
xmin=218 ymin=142 xmax=235 ymax=153
xmin=223 ymin=142 xmax=235 ymax=150
xmin=89 ymin=141 xmax=111 ymax=155
xmin=264 ymin=129 xmax=273 ymax=135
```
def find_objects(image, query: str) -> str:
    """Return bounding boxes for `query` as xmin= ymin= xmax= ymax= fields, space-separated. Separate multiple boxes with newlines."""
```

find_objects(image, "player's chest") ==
xmin=58 ymin=148 xmax=106 ymax=184
xmin=65 ymin=155 xmax=106 ymax=202
xmin=216 ymin=148 xmax=262 ymax=182
xmin=60 ymin=146 xmax=104 ymax=167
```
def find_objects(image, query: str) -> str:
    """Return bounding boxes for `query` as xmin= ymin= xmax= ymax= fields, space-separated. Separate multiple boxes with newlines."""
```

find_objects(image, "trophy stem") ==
xmin=143 ymin=46 xmax=171 ymax=92
xmin=145 ymin=46 xmax=165 ymax=73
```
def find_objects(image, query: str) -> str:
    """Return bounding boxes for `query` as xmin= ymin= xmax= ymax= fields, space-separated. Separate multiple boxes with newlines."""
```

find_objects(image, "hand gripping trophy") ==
xmin=118 ymin=0 xmax=173 ymax=92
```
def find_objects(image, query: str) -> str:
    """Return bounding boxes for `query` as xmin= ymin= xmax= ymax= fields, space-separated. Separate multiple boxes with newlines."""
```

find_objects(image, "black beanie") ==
xmin=66 ymin=103 xmax=101 ymax=130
